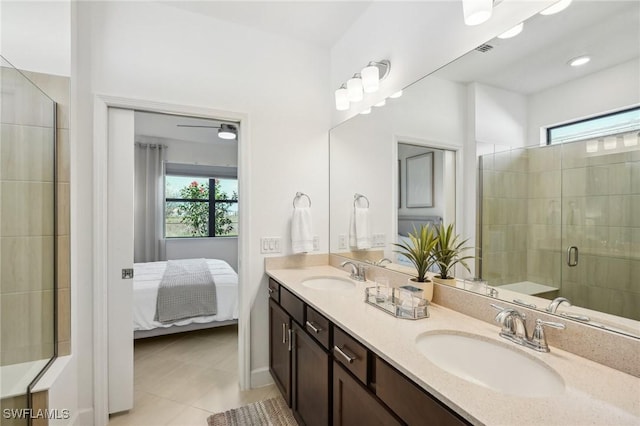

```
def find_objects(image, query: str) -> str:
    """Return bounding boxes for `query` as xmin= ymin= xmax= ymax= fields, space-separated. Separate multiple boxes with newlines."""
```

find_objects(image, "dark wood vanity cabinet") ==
xmin=292 ymin=322 xmax=330 ymax=426
xmin=268 ymin=298 xmax=291 ymax=405
xmin=333 ymin=361 xmax=402 ymax=426
xmin=268 ymin=277 xmax=471 ymax=426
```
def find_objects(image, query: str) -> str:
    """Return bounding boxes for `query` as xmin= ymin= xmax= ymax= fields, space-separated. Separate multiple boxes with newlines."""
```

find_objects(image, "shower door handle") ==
xmin=567 ymin=246 xmax=578 ymax=267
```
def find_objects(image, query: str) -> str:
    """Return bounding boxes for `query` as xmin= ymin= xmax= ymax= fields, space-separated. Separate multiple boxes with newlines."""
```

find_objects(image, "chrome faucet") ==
xmin=491 ymin=304 xmax=565 ymax=353
xmin=546 ymin=297 xmax=571 ymax=313
xmin=340 ymin=261 xmax=366 ymax=281
xmin=374 ymin=258 xmax=392 ymax=267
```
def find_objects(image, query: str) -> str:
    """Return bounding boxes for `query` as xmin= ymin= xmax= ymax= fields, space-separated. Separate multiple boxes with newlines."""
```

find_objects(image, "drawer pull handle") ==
xmin=288 ymin=329 xmax=294 ymax=352
xmin=268 ymin=287 xmax=276 ymax=294
xmin=334 ymin=345 xmax=357 ymax=364
xmin=305 ymin=321 xmax=322 ymax=334
xmin=282 ymin=323 xmax=287 ymax=344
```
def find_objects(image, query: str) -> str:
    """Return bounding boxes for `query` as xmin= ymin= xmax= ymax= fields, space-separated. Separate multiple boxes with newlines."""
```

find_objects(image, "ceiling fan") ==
xmin=176 ymin=123 xmax=237 ymax=140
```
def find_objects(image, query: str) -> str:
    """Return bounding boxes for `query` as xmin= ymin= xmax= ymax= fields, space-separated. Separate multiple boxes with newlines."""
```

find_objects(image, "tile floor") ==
xmin=108 ymin=325 xmax=279 ymax=426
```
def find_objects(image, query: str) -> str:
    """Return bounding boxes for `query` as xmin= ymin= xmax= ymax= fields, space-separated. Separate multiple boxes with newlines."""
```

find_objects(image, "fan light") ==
xmin=218 ymin=124 xmax=237 ymax=140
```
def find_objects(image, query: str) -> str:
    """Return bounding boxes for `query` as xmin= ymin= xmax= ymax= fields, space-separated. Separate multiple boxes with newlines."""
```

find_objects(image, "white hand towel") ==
xmin=292 ymin=207 xmax=314 ymax=254
xmin=349 ymin=209 xmax=357 ymax=248
xmin=355 ymin=206 xmax=372 ymax=249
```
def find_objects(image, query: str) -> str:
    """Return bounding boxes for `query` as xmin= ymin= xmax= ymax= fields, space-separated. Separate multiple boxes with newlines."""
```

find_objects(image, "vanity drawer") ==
xmin=305 ymin=305 xmax=330 ymax=350
xmin=374 ymin=357 xmax=469 ymax=426
xmin=332 ymin=327 xmax=368 ymax=384
xmin=268 ymin=278 xmax=279 ymax=302
xmin=280 ymin=286 xmax=304 ymax=326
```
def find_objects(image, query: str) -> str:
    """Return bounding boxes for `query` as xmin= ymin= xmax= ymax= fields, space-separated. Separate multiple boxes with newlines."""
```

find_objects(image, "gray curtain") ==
xmin=134 ymin=142 xmax=166 ymax=263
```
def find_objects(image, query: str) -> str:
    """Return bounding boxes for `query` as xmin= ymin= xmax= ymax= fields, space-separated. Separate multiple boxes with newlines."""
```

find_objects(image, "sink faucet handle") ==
xmin=531 ymin=319 xmax=565 ymax=353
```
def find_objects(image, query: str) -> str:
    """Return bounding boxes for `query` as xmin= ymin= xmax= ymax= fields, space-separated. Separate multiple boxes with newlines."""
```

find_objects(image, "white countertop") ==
xmin=266 ymin=265 xmax=640 ymax=426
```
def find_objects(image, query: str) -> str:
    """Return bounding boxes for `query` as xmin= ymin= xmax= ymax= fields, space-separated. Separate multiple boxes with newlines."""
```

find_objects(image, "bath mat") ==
xmin=207 ymin=396 xmax=298 ymax=426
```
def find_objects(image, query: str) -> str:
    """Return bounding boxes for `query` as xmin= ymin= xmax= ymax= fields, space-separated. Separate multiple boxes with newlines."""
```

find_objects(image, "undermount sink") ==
xmin=415 ymin=332 xmax=565 ymax=397
xmin=302 ymin=276 xmax=356 ymax=291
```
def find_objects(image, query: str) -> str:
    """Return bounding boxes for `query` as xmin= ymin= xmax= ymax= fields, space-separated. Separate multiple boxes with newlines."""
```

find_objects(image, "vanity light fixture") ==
xmin=540 ymin=0 xmax=572 ymax=16
xmin=334 ymin=59 xmax=391 ymax=110
xmin=361 ymin=60 xmax=391 ymax=93
xmin=586 ymin=139 xmax=599 ymax=153
xmin=347 ymin=74 xmax=364 ymax=102
xmin=389 ymin=90 xmax=403 ymax=99
xmin=462 ymin=0 xmax=493 ymax=26
xmin=568 ymin=55 xmax=590 ymax=67
xmin=603 ymin=136 xmax=617 ymax=150
xmin=497 ymin=22 xmax=524 ymax=39
xmin=360 ymin=108 xmax=372 ymax=115
xmin=374 ymin=99 xmax=387 ymax=107
xmin=335 ymin=84 xmax=349 ymax=111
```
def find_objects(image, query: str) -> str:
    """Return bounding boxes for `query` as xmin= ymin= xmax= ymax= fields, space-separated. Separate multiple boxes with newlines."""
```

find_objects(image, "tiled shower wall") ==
xmin=481 ymin=135 xmax=640 ymax=320
xmin=0 ymin=67 xmax=70 ymax=367
xmin=480 ymin=148 xmax=530 ymax=285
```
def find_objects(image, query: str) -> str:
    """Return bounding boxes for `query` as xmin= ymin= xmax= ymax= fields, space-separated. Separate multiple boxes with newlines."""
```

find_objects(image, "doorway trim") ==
xmin=92 ymin=95 xmax=250 ymax=426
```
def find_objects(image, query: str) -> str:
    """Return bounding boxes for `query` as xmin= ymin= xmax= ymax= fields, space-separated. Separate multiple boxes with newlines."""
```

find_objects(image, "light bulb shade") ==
xmin=360 ymin=108 xmax=372 ymax=115
xmin=374 ymin=99 xmax=386 ymax=107
xmin=540 ymin=0 xmax=572 ymax=16
xmin=218 ymin=124 xmax=237 ymax=140
xmin=389 ymin=90 xmax=403 ymax=99
xmin=463 ymin=0 xmax=493 ymax=26
xmin=347 ymin=77 xmax=364 ymax=102
xmin=498 ymin=22 xmax=524 ymax=39
xmin=335 ymin=87 xmax=349 ymax=111
xmin=361 ymin=65 xmax=380 ymax=93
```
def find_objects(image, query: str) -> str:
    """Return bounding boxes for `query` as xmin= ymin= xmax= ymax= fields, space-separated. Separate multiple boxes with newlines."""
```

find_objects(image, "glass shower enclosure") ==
xmin=479 ymin=129 xmax=639 ymax=322
xmin=0 ymin=55 xmax=57 ymax=424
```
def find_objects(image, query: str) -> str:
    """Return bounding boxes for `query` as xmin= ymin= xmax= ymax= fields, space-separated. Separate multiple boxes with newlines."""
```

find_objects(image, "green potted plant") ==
xmin=431 ymin=223 xmax=473 ymax=286
xmin=392 ymin=224 xmax=437 ymax=301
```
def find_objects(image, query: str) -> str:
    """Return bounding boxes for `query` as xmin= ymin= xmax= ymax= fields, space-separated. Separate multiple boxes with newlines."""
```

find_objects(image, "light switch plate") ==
xmin=313 ymin=236 xmax=319 ymax=251
xmin=338 ymin=234 xmax=347 ymax=250
xmin=261 ymin=237 xmax=282 ymax=254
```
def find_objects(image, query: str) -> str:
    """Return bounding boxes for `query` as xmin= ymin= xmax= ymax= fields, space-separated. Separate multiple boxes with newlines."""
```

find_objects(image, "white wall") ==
xmin=470 ymin=83 xmax=528 ymax=147
xmin=72 ymin=1 xmax=330 ymax=420
xmin=330 ymin=0 xmax=555 ymax=125
xmin=0 ymin=1 xmax=70 ymax=76
xmin=527 ymin=58 xmax=640 ymax=146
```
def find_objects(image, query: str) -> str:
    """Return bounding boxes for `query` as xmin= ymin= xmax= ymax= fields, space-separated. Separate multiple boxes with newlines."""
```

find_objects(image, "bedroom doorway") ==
xmin=95 ymin=96 xmax=251 ymax=426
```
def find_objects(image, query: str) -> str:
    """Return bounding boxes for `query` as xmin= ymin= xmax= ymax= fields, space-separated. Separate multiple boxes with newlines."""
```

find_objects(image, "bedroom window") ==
xmin=165 ymin=175 xmax=238 ymax=238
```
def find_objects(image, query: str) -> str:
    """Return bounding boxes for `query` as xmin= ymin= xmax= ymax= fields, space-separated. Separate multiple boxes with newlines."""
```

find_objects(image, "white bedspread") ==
xmin=133 ymin=259 xmax=238 ymax=331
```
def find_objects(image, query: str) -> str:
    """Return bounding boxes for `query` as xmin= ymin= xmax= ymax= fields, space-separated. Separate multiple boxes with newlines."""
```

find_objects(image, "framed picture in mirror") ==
xmin=406 ymin=152 xmax=433 ymax=208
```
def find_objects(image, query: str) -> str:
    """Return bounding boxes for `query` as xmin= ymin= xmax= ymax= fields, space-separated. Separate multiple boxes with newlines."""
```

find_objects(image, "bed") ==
xmin=133 ymin=258 xmax=238 ymax=339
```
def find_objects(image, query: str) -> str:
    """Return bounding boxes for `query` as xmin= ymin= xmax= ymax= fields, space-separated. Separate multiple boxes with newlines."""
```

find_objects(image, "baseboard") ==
xmin=250 ymin=367 xmax=274 ymax=388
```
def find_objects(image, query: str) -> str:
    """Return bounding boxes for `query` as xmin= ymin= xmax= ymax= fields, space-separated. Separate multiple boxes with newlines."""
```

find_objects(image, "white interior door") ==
xmin=107 ymin=107 xmax=135 ymax=413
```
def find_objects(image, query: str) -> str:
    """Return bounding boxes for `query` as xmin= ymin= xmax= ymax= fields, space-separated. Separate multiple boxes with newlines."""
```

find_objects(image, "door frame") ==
xmin=92 ymin=94 xmax=251 ymax=426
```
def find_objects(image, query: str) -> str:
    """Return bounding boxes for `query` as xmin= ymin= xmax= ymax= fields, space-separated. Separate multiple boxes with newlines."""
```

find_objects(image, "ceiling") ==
xmin=434 ymin=1 xmax=640 ymax=95
xmin=135 ymin=111 xmax=238 ymax=145
xmin=162 ymin=1 xmax=372 ymax=48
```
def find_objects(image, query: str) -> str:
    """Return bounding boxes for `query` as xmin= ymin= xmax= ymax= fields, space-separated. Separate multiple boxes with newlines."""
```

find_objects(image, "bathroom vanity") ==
xmin=266 ymin=259 xmax=640 ymax=426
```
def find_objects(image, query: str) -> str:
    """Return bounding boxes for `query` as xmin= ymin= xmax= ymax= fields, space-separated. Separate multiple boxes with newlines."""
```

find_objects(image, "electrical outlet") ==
xmin=338 ymin=234 xmax=347 ymax=250
xmin=313 ymin=236 xmax=319 ymax=251
xmin=261 ymin=237 xmax=282 ymax=254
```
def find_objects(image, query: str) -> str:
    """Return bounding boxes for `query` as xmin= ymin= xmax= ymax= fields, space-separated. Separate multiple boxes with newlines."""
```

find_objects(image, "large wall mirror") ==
xmin=329 ymin=1 xmax=640 ymax=337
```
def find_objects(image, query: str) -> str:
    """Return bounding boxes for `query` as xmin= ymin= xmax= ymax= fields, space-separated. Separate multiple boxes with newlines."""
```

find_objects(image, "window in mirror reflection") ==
xmin=547 ymin=106 xmax=639 ymax=145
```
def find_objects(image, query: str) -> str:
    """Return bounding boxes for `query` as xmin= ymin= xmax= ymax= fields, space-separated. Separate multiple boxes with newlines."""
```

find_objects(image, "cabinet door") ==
xmin=292 ymin=323 xmax=330 ymax=426
xmin=269 ymin=298 xmax=291 ymax=405
xmin=333 ymin=362 xmax=401 ymax=426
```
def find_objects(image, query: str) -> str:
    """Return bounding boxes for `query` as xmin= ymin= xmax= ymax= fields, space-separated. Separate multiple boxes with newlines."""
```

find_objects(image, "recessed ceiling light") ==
xmin=540 ymin=0 xmax=572 ymax=16
xmin=568 ymin=56 xmax=590 ymax=67
xmin=374 ymin=99 xmax=386 ymax=107
xmin=497 ymin=22 xmax=524 ymax=39
xmin=389 ymin=90 xmax=403 ymax=99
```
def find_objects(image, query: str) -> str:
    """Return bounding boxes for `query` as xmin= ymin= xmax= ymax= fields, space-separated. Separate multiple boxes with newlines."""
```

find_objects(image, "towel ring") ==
xmin=354 ymin=193 xmax=370 ymax=208
xmin=293 ymin=192 xmax=311 ymax=208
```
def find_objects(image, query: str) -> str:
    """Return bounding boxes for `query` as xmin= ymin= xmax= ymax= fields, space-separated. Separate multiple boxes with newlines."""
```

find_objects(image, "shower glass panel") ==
xmin=479 ymin=131 xmax=640 ymax=322
xmin=0 ymin=55 xmax=57 ymax=418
